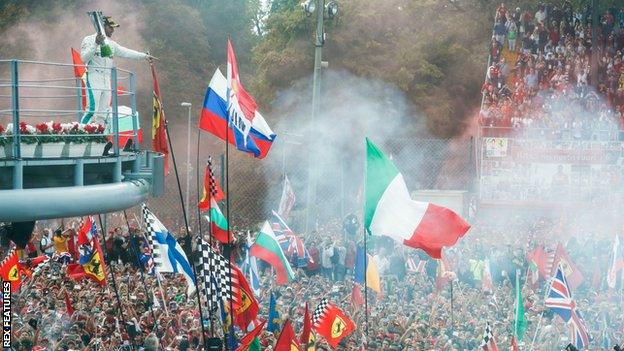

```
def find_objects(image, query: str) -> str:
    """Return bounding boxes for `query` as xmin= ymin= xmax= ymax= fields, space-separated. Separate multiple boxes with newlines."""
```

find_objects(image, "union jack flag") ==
xmin=271 ymin=210 xmax=292 ymax=248
xmin=568 ymin=310 xmax=590 ymax=350
xmin=545 ymin=264 xmax=590 ymax=349
xmin=271 ymin=210 xmax=311 ymax=266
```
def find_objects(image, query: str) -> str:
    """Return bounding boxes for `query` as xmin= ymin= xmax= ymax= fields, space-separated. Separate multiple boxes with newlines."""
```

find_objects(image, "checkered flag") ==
xmin=142 ymin=204 xmax=164 ymax=270
xmin=312 ymin=298 xmax=329 ymax=326
xmin=207 ymin=156 xmax=221 ymax=200
xmin=480 ymin=322 xmax=500 ymax=351
xmin=30 ymin=256 xmax=50 ymax=278
xmin=196 ymin=239 xmax=233 ymax=309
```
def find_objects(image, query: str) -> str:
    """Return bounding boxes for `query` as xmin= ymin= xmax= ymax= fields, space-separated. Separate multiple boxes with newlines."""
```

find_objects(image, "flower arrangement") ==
xmin=0 ymin=121 xmax=108 ymax=146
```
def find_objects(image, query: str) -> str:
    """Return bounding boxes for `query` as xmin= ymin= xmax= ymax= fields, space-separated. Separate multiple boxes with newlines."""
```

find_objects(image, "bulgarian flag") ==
xmin=250 ymin=221 xmax=294 ymax=285
xmin=364 ymin=138 xmax=470 ymax=259
xmin=204 ymin=199 xmax=230 ymax=244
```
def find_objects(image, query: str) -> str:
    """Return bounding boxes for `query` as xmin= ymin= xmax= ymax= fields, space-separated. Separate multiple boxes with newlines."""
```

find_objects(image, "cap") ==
xmin=103 ymin=16 xmax=120 ymax=28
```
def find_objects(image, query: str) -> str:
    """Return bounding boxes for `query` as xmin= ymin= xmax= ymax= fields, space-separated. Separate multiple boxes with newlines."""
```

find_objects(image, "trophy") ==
xmin=87 ymin=11 xmax=112 ymax=58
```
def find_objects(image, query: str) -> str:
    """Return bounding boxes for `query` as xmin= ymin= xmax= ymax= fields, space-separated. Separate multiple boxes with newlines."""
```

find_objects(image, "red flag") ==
xmin=275 ymin=320 xmax=302 ymax=351
xmin=66 ymin=263 xmax=86 ymax=281
xmin=71 ymin=48 xmax=86 ymax=78
xmin=300 ymin=303 xmax=312 ymax=345
xmin=227 ymin=39 xmax=258 ymax=122
xmin=86 ymin=238 xmax=107 ymax=286
xmin=198 ymin=160 xmax=224 ymax=211
xmin=527 ymin=246 xmax=552 ymax=280
xmin=232 ymin=265 xmax=259 ymax=330
xmin=18 ymin=262 xmax=32 ymax=279
xmin=351 ymin=284 xmax=365 ymax=307
xmin=73 ymin=227 xmax=107 ymax=287
xmin=551 ymin=243 xmax=583 ymax=290
xmin=0 ymin=247 xmax=21 ymax=293
xmin=64 ymin=291 xmax=75 ymax=317
xmin=71 ymin=48 xmax=88 ymax=110
xmin=312 ymin=299 xmax=356 ymax=348
xmin=235 ymin=320 xmax=266 ymax=351
xmin=67 ymin=228 xmax=78 ymax=261
xmin=150 ymin=63 xmax=170 ymax=175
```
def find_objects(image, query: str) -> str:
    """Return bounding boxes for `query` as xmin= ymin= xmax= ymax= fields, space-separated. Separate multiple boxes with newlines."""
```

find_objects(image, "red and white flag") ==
xmin=312 ymin=298 xmax=356 ymax=348
xmin=480 ymin=322 xmax=500 ymax=351
xmin=277 ymin=175 xmax=296 ymax=221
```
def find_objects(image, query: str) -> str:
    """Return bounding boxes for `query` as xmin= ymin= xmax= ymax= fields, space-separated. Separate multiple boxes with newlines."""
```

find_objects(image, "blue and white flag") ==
xmin=242 ymin=247 xmax=261 ymax=297
xmin=142 ymin=204 xmax=196 ymax=295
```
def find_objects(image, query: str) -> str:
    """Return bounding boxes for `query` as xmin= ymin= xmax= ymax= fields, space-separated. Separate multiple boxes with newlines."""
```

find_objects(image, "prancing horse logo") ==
xmin=331 ymin=316 xmax=346 ymax=338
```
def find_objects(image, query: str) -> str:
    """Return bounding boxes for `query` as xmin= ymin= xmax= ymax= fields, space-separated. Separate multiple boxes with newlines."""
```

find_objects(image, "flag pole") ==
xmin=155 ymin=272 xmax=169 ymax=316
xmin=363 ymin=230 xmax=369 ymax=349
xmin=122 ymin=210 xmax=159 ymax=335
xmin=450 ymin=279 xmax=454 ymax=335
xmin=225 ymin=38 xmax=236 ymax=351
xmin=514 ymin=269 xmax=519 ymax=348
xmin=151 ymin=62 xmax=208 ymax=345
xmin=97 ymin=214 xmax=136 ymax=350
xmin=530 ymin=269 xmax=553 ymax=350
xmin=362 ymin=139 xmax=369 ymax=350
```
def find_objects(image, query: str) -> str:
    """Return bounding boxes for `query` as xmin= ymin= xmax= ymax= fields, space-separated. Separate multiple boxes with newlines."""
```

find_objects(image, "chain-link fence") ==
xmin=143 ymin=136 xmax=475 ymax=235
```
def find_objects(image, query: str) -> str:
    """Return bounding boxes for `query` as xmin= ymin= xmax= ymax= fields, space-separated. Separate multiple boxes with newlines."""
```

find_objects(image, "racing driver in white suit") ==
xmin=80 ymin=16 xmax=153 ymax=126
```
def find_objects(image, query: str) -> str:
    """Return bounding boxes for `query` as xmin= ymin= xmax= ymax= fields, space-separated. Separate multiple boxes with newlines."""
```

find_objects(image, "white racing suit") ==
xmin=80 ymin=34 xmax=147 ymax=126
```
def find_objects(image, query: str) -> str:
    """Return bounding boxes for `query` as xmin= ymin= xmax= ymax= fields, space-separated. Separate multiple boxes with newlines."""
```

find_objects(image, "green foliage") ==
xmin=251 ymin=0 xmax=491 ymax=137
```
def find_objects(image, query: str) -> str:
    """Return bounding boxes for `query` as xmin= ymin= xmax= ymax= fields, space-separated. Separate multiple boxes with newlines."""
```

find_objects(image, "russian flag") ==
xmin=199 ymin=71 xmax=276 ymax=158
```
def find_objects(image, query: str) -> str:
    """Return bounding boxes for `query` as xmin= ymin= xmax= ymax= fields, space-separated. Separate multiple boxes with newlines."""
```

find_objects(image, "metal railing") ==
xmin=479 ymin=126 xmax=624 ymax=141
xmin=0 ymin=59 xmax=140 ymax=159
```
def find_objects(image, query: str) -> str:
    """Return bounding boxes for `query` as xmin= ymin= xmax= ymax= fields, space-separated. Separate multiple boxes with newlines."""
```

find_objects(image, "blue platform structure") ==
xmin=0 ymin=59 xmax=164 ymax=221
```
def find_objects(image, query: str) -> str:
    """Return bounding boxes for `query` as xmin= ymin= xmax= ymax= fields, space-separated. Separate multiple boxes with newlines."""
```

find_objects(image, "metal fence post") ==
xmin=111 ymin=67 xmax=120 ymax=155
xmin=11 ymin=60 xmax=20 ymax=159
xmin=75 ymin=75 xmax=83 ymax=122
xmin=75 ymin=159 xmax=84 ymax=186
xmin=129 ymin=72 xmax=139 ymax=149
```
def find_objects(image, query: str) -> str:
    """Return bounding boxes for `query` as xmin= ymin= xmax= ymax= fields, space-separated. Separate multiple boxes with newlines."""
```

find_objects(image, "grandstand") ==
xmin=477 ymin=3 xmax=624 ymax=207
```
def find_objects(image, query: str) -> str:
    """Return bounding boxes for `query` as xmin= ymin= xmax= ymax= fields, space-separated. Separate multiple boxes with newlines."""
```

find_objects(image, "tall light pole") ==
xmin=302 ymin=0 xmax=339 ymax=232
xmin=181 ymin=102 xmax=192 ymax=219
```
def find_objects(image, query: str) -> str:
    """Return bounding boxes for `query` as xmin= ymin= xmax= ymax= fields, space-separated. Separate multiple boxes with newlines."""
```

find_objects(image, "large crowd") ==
xmin=3 ymin=2 xmax=624 ymax=351
xmin=480 ymin=2 xmax=624 ymax=140
xmin=2 ymin=207 xmax=623 ymax=351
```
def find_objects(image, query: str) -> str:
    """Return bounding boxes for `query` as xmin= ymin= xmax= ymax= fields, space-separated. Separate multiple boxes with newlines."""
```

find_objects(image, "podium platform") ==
xmin=0 ymin=59 xmax=164 ymax=221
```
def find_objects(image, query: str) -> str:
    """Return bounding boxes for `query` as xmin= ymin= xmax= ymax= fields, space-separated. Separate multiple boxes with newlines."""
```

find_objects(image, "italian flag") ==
xmin=250 ymin=221 xmax=294 ymax=285
xmin=205 ymin=198 xmax=229 ymax=244
xmin=364 ymin=138 xmax=470 ymax=259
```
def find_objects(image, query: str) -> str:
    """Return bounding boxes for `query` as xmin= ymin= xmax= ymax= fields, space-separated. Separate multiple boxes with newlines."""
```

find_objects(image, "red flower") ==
xmin=96 ymin=125 xmax=105 ymax=133
xmin=36 ymin=123 xmax=49 ymax=134
xmin=52 ymin=122 xmax=62 ymax=133
xmin=84 ymin=124 xmax=95 ymax=134
xmin=19 ymin=121 xmax=29 ymax=134
xmin=0 ymin=125 xmax=4 ymax=133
